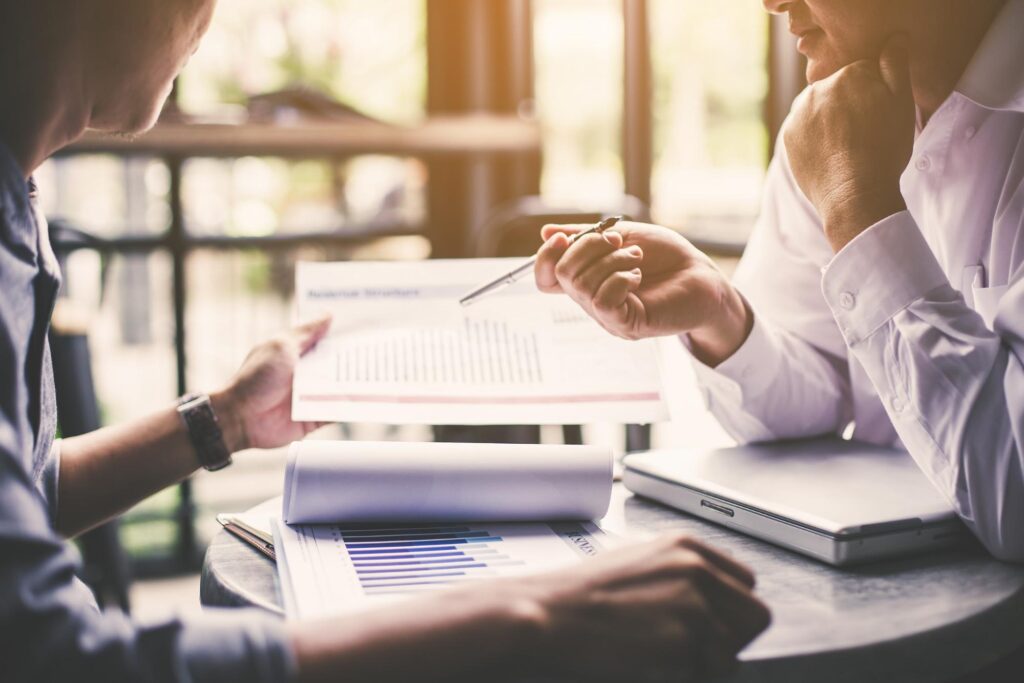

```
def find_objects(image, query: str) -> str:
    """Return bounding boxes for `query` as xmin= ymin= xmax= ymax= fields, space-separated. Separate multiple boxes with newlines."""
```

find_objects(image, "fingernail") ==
xmin=604 ymin=230 xmax=621 ymax=243
xmin=628 ymin=245 xmax=643 ymax=256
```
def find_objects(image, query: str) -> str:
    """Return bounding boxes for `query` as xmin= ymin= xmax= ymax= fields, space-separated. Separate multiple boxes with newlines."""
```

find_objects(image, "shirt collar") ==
xmin=955 ymin=0 xmax=1024 ymax=112
xmin=0 ymin=139 xmax=37 ymax=262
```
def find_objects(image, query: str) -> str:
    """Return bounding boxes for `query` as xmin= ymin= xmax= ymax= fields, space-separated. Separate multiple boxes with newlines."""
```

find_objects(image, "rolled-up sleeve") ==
xmin=821 ymin=210 xmax=1024 ymax=562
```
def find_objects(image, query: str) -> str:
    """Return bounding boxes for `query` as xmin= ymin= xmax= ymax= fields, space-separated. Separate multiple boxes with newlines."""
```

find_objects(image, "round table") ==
xmin=202 ymin=487 xmax=1024 ymax=682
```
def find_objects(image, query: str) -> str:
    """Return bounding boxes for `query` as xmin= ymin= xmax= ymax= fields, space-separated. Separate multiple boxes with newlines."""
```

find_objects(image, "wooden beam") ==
xmin=61 ymin=116 xmax=541 ymax=158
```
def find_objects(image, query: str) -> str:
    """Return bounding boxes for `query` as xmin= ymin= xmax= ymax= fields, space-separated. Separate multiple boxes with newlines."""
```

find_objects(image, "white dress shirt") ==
xmin=690 ymin=0 xmax=1024 ymax=561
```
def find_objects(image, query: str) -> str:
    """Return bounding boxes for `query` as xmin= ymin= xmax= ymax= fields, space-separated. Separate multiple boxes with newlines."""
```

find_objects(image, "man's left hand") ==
xmin=211 ymin=316 xmax=333 ymax=453
xmin=784 ymin=34 xmax=916 ymax=252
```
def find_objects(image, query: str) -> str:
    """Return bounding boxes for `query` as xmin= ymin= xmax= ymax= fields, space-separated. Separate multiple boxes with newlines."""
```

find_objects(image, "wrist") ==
xmin=498 ymin=577 xmax=561 ymax=667
xmin=820 ymin=189 xmax=906 ymax=252
xmin=687 ymin=284 xmax=753 ymax=368
xmin=210 ymin=388 xmax=249 ymax=453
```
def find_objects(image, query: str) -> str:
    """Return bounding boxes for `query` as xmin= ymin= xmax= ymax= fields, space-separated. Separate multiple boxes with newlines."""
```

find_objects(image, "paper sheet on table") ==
xmin=292 ymin=259 xmax=670 ymax=425
xmin=281 ymin=440 xmax=614 ymax=524
xmin=272 ymin=517 xmax=611 ymax=619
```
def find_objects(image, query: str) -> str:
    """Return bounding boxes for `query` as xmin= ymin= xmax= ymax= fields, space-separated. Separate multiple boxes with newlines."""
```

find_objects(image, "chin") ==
xmin=123 ymin=112 xmax=163 ymax=137
xmin=805 ymin=59 xmax=841 ymax=84
xmin=91 ymin=86 xmax=170 ymax=136
xmin=119 ymin=99 xmax=166 ymax=136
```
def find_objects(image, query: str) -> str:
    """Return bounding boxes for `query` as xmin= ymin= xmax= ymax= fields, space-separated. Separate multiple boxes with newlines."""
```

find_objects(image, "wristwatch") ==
xmin=177 ymin=393 xmax=233 ymax=472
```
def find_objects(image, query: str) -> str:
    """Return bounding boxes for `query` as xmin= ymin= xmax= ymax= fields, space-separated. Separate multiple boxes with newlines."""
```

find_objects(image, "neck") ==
xmin=0 ymin=5 xmax=92 ymax=178
xmin=907 ymin=0 xmax=1007 ymax=122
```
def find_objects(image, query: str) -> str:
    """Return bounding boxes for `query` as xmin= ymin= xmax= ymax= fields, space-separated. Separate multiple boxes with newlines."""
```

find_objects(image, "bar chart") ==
xmin=332 ymin=524 xmax=526 ymax=595
xmin=274 ymin=518 xmax=607 ymax=618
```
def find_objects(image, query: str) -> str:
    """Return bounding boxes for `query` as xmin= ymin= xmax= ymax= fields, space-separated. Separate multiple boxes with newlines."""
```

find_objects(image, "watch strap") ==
xmin=177 ymin=393 xmax=233 ymax=472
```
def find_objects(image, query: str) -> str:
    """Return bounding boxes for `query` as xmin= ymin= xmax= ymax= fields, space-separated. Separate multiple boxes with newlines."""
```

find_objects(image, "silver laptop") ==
xmin=622 ymin=438 xmax=969 ymax=566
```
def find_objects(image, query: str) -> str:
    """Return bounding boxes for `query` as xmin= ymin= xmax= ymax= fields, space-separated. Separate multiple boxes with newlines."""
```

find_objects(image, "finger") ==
xmin=696 ymin=569 xmax=771 ymax=647
xmin=573 ymin=246 xmax=644 ymax=301
xmin=294 ymin=315 xmax=332 ymax=355
xmin=879 ymin=32 xmax=911 ymax=97
xmin=592 ymin=270 xmax=642 ymax=331
xmin=601 ymin=230 xmax=625 ymax=250
xmin=675 ymin=536 xmax=756 ymax=589
xmin=661 ymin=537 xmax=769 ymax=645
xmin=535 ymin=232 xmax=572 ymax=293
xmin=554 ymin=232 xmax=623 ymax=295
xmin=298 ymin=421 xmax=329 ymax=436
xmin=540 ymin=223 xmax=588 ymax=241
xmin=696 ymin=614 xmax=742 ymax=680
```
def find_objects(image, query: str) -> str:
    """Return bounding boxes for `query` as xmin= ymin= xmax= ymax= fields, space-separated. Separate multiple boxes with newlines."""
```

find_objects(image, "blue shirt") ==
xmin=0 ymin=140 xmax=295 ymax=682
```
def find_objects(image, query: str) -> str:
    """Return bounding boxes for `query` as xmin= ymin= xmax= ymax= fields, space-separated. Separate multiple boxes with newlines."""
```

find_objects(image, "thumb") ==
xmin=294 ymin=314 xmax=332 ymax=355
xmin=879 ymin=33 xmax=912 ymax=97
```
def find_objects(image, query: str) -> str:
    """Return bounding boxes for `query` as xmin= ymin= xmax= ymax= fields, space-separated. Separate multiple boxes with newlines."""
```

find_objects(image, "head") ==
xmin=84 ymin=0 xmax=218 ymax=134
xmin=763 ymin=0 xmax=914 ymax=82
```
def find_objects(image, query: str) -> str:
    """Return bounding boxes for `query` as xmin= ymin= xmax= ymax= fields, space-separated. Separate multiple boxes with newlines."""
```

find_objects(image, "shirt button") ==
xmin=839 ymin=292 xmax=856 ymax=310
xmin=965 ymin=126 xmax=977 ymax=140
xmin=891 ymin=397 xmax=907 ymax=413
xmin=915 ymin=155 xmax=932 ymax=172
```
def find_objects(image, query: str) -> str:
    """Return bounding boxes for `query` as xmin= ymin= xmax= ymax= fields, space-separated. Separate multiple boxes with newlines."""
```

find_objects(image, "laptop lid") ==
xmin=623 ymin=439 xmax=958 ymax=537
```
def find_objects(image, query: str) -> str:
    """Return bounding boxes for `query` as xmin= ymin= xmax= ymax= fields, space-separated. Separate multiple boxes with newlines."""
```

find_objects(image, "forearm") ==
xmin=55 ymin=390 xmax=243 ymax=538
xmin=687 ymin=282 xmax=754 ymax=367
xmin=846 ymin=298 xmax=1024 ymax=560
xmin=822 ymin=212 xmax=1024 ymax=561
xmin=290 ymin=585 xmax=542 ymax=682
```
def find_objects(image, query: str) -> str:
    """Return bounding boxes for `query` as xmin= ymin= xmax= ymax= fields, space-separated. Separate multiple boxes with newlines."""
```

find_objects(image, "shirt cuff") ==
xmin=821 ymin=211 xmax=948 ymax=345
xmin=179 ymin=608 xmax=297 ymax=683
xmin=684 ymin=307 xmax=784 ymax=404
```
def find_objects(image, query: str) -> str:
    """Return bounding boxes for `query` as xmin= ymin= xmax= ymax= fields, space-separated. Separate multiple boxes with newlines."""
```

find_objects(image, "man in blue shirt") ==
xmin=0 ymin=1 xmax=769 ymax=681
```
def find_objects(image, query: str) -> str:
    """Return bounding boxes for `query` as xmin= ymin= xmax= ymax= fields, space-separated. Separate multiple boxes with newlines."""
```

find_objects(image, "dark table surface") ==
xmin=202 ymin=486 xmax=1024 ymax=683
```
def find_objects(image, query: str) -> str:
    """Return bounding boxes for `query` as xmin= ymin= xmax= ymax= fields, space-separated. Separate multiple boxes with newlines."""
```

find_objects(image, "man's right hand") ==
xmin=291 ymin=533 xmax=769 ymax=683
xmin=518 ymin=532 xmax=770 ymax=681
xmin=534 ymin=222 xmax=753 ymax=366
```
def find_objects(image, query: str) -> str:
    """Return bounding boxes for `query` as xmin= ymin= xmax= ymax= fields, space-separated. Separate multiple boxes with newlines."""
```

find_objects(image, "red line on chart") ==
xmin=298 ymin=392 xmax=662 ymax=405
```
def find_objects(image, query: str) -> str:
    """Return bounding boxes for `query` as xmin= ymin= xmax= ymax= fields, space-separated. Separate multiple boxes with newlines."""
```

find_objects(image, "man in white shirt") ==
xmin=537 ymin=0 xmax=1024 ymax=561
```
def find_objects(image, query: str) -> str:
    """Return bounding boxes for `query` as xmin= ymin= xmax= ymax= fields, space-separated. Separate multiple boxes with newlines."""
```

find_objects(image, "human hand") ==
xmin=783 ymin=33 xmax=916 ymax=252
xmin=211 ymin=316 xmax=332 ymax=453
xmin=535 ymin=221 xmax=752 ymax=365
xmin=520 ymin=533 xmax=770 ymax=681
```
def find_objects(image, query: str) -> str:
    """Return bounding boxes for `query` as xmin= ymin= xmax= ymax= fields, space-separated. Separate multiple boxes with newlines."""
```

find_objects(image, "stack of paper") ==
xmin=272 ymin=441 xmax=615 ymax=618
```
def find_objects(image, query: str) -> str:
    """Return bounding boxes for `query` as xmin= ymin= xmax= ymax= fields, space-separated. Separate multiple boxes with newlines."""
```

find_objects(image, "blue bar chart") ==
xmin=274 ymin=518 xmax=606 ymax=618
xmin=332 ymin=524 xmax=526 ymax=595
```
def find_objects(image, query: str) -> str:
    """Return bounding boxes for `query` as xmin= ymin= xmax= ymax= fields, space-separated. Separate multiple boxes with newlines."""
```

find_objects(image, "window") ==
xmin=41 ymin=1 xmax=432 ymax=571
xmin=649 ymin=0 xmax=768 ymax=244
xmin=535 ymin=0 xmax=624 ymax=205
xmin=178 ymin=0 xmax=426 ymax=123
xmin=534 ymin=0 xmax=770 ymax=244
